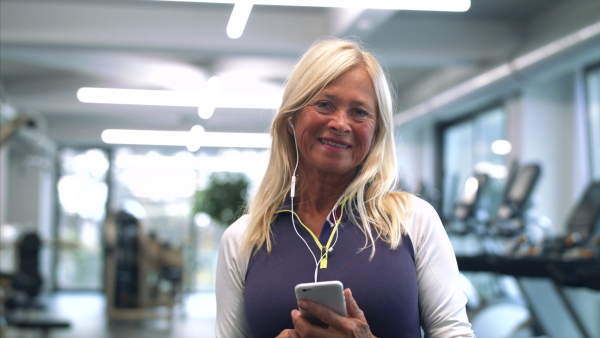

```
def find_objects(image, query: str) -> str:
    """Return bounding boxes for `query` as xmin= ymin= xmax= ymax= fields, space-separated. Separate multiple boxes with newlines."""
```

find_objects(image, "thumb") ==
xmin=286 ymin=329 xmax=300 ymax=338
xmin=344 ymin=288 xmax=367 ymax=321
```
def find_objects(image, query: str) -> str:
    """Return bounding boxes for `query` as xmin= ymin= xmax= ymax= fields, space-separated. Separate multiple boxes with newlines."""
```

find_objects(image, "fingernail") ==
xmin=298 ymin=301 xmax=308 ymax=309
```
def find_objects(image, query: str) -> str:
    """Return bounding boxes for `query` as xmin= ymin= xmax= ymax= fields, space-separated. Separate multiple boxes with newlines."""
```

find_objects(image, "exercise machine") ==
xmin=463 ymin=180 xmax=600 ymax=337
xmin=0 ymin=232 xmax=71 ymax=338
xmin=453 ymin=162 xmax=550 ymax=337
xmin=104 ymin=211 xmax=184 ymax=320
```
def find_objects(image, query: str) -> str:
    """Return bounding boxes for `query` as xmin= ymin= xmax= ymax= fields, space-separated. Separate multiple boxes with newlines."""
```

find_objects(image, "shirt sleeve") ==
xmin=215 ymin=215 xmax=251 ymax=338
xmin=407 ymin=196 xmax=475 ymax=338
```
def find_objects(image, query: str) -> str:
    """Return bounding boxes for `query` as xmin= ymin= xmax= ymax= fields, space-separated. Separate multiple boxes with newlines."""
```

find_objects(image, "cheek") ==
xmin=355 ymin=125 xmax=376 ymax=159
xmin=296 ymin=115 xmax=322 ymax=147
xmin=362 ymin=123 xmax=377 ymax=147
xmin=297 ymin=128 xmax=319 ymax=156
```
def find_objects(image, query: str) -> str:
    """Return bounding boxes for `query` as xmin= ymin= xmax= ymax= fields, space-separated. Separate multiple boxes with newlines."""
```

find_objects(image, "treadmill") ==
xmin=490 ymin=181 xmax=600 ymax=338
xmin=455 ymin=163 xmax=545 ymax=337
xmin=455 ymin=163 xmax=544 ymax=271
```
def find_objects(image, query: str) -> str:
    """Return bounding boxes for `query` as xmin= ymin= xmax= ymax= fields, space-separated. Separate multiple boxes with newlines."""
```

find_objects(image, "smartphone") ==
xmin=294 ymin=280 xmax=347 ymax=326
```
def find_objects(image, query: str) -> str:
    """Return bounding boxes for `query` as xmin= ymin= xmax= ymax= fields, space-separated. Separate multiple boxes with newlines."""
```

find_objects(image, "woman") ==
xmin=216 ymin=38 xmax=474 ymax=338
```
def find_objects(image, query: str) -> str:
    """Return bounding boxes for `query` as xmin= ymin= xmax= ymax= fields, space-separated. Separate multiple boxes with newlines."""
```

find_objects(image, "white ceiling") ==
xmin=1 ymin=0 xmax=599 ymax=148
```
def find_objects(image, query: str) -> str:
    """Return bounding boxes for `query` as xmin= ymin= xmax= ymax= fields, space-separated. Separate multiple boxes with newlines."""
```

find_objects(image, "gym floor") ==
xmin=2 ymin=292 xmax=217 ymax=338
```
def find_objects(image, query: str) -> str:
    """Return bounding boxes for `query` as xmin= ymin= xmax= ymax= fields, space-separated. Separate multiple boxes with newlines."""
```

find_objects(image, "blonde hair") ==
xmin=241 ymin=37 xmax=412 ymax=258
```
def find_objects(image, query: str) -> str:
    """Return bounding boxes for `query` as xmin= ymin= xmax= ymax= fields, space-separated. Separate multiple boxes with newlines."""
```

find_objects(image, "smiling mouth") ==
xmin=320 ymin=139 xmax=350 ymax=149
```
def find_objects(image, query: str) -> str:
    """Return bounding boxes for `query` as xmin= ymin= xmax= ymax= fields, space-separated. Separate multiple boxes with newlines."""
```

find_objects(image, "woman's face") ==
xmin=291 ymin=67 xmax=377 ymax=179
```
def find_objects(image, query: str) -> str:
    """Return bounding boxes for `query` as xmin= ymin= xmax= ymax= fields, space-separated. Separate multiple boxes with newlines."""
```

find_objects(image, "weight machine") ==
xmin=104 ymin=211 xmax=184 ymax=320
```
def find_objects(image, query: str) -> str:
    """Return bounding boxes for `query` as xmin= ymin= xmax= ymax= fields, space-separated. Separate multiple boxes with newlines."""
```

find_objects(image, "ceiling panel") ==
xmin=1 ymin=0 xmax=597 ymax=148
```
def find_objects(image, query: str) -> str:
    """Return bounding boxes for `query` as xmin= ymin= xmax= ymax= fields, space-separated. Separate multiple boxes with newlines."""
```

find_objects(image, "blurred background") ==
xmin=1 ymin=0 xmax=599 ymax=337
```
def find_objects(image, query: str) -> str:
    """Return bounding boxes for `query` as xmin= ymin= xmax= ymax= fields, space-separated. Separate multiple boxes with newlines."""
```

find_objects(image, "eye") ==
xmin=353 ymin=108 xmax=372 ymax=119
xmin=316 ymin=101 xmax=331 ymax=109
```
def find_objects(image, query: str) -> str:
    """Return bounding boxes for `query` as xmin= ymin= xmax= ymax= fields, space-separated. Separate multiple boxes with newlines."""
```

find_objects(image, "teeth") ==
xmin=321 ymin=139 xmax=349 ymax=148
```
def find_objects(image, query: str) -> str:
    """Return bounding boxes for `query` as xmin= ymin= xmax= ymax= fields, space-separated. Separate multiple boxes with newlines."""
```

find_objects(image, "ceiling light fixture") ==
xmin=78 ymin=87 xmax=197 ymax=106
xmin=198 ymin=76 xmax=223 ymax=119
xmin=187 ymin=125 xmax=206 ymax=151
xmin=101 ymin=128 xmax=272 ymax=149
xmin=162 ymin=0 xmax=471 ymax=11
xmin=77 ymin=87 xmax=280 ymax=109
xmin=227 ymin=2 xmax=253 ymax=39
xmin=168 ymin=0 xmax=470 ymax=39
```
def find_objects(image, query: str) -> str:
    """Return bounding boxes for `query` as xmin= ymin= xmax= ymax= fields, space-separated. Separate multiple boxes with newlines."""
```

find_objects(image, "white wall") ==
xmin=518 ymin=72 xmax=587 ymax=234
xmin=396 ymin=124 xmax=436 ymax=192
xmin=6 ymin=144 xmax=43 ymax=230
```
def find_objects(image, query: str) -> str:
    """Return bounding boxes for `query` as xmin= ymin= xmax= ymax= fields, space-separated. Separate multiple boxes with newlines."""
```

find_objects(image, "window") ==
xmin=585 ymin=65 xmax=600 ymax=180
xmin=56 ymin=148 xmax=109 ymax=289
xmin=110 ymin=147 xmax=268 ymax=292
xmin=54 ymin=146 xmax=268 ymax=292
xmin=440 ymin=106 xmax=507 ymax=221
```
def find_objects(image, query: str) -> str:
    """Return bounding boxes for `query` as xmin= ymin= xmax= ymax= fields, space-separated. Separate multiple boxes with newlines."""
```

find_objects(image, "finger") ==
xmin=275 ymin=329 xmax=299 ymax=338
xmin=344 ymin=288 xmax=367 ymax=321
xmin=287 ymin=329 xmax=300 ymax=338
xmin=291 ymin=308 xmax=328 ymax=337
xmin=298 ymin=300 xmax=342 ymax=327
xmin=291 ymin=309 xmax=309 ymax=328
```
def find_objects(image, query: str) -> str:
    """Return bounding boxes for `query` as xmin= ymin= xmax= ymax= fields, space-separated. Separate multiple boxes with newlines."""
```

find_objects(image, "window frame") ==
xmin=436 ymin=102 xmax=507 ymax=222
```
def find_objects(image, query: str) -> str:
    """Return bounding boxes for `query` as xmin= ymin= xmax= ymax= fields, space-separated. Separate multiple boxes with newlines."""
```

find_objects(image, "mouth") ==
xmin=319 ymin=138 xmax=351 ymax=149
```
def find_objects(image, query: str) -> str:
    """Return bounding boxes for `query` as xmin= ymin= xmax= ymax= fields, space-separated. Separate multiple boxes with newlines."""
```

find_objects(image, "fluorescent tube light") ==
xmin=199 ymin=131 xmax=271 ymax=148
xmin=159 ymin=0 xmax=471 ymax=11
xmin=198 ymin=76 xmax=223 ymax=119
xmin=187 ymin=125 xmax=206 ymax=151
xmin=101 ymin=129 xmax=271 ymax=149
xmin=78 ymin=88 xmax=198 ymax=107
xmin=77 ymin=87 xmax=281 ymax=109
xmin=102 ymin=129 xmax=190 ymax=146
xmin=227 ymin=3 xmax=253 ymax=39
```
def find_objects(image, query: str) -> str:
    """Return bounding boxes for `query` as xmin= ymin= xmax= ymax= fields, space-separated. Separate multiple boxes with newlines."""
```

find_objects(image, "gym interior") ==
xmin=1 ymin=1 xmax=599 ymax=337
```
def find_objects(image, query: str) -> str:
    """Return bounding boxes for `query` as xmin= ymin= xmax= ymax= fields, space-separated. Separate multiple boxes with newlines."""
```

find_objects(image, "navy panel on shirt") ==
xmin=244 ymin=211 xmax=420 ymax=338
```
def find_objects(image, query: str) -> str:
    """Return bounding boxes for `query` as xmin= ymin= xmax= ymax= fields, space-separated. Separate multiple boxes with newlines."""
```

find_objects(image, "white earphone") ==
xmin=288 ymin=116 xmax=339 ymax=282
xmin=289 ymin=117 xmax=298 ymax=198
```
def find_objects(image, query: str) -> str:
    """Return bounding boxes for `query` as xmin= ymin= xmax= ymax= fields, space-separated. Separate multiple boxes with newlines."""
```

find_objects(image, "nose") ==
xmin=328 ymin=110 xmax=350 ymax=134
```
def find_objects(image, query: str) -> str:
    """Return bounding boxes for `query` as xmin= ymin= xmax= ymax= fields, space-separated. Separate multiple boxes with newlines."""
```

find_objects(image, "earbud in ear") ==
xmin=289 ymin=115 xmax=299 ymax=199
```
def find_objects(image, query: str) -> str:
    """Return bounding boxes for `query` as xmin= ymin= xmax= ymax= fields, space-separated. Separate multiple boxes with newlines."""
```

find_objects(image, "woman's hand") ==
xmin=291 ymin=288 xmax=376 ymax=338
xmin=276 ymin=329 xmax=300 ymax=338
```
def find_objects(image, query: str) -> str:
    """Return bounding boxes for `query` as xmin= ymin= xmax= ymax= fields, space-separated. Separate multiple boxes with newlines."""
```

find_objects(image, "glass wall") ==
xmin=53 ymin=146 xmax=268 ymax=292
xmin=55 ymin=148 xmax=109 ymax=289
xmin=586 ymin=65 xmax=600 ymax=180
xmin=441 ymin=106 xmax=507 ymax=221
xmin=108 ymin=147 xmax=268 ymax=292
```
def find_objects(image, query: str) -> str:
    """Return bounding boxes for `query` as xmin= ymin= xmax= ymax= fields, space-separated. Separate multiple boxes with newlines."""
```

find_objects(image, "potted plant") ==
xmin=193 ymin=172 xmax=250 ymax=227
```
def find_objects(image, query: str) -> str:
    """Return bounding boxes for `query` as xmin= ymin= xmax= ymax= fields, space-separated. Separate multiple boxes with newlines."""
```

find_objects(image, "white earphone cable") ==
xmin=289 ymin=119 xmax=339 ymax=282
xmin=290 ymin=121 xmax=318 ymax=270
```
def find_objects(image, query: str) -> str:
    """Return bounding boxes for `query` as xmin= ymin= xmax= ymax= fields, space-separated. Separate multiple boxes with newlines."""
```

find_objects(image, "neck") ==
xmin=292 ymin=173 xmax=352 ymax=237
xmin=296 ymin=172 xmax=351 ymax=208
